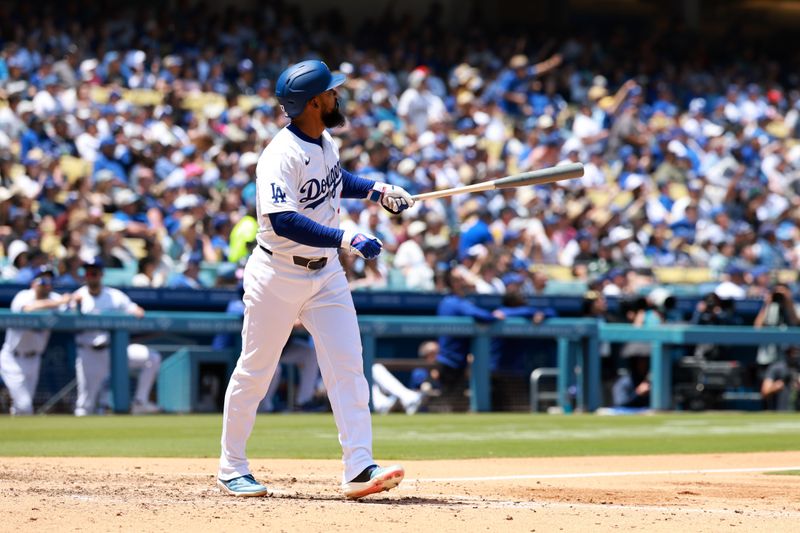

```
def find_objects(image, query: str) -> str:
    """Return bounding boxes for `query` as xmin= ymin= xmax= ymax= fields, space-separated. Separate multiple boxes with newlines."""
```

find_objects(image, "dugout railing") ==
xmin=1 ymin=310 xmax=798 ymax=413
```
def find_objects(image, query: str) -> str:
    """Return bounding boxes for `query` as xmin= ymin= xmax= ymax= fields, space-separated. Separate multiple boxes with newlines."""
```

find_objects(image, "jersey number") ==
xmin=271 ymin=183 xmax=287 ymax=203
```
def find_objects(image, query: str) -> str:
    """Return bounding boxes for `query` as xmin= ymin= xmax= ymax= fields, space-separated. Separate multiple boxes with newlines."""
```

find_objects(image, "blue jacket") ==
xmin=436 ymin=295 xmax=498 ymax=369
xmin=93 ymin=155 xmax=128 ymax=184
xmin=458 ymin=220 xmax=493 ymax=259
xmin=490 ymin=306 xmax=557 ymax=374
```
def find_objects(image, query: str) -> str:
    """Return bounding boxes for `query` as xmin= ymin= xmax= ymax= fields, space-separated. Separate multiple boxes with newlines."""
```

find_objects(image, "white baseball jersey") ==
xmin=1 ymin=288 xmax=62 ymax=356
xmin=74 ymin=286 xmax=139 ymax=348
xmin=1 ymin=288 xmax=64 ymax=415
xmin=255 ymin=126 xmax=342 ymax=258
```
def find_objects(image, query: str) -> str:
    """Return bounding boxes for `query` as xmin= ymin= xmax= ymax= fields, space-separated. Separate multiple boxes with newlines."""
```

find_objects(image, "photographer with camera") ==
xmin=754 ymin=283 xmax=800 ymax=366
xmin=608 ymin=289 xmax=676 ymax=410
xmin=691 ymin=291 xmax=742 ymax=326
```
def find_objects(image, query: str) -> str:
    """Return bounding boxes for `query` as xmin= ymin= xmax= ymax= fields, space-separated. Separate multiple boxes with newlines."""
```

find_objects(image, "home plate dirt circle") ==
xmin=2 ymin=453 xmax=800 ymax=532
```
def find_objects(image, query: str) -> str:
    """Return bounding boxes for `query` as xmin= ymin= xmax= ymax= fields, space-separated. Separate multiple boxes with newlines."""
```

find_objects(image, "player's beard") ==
xmin=322 ymin=99 xmax=346 ymax=128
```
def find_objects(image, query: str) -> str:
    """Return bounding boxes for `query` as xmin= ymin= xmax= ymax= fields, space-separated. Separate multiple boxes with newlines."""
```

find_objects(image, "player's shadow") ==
xmin=272 ymin=493 xmax=464 ymax=506
xmin=354 ymin=496 xmax=464 ymax=506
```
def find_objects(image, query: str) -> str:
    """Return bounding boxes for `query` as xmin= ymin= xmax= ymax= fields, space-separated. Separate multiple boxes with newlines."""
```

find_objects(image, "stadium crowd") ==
xmin=1 ymin=0 xmax=799 ymax=304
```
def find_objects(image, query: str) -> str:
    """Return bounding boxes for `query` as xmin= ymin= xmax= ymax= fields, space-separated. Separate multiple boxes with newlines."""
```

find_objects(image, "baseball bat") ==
xmin=411 ymin=162 xmax=584 ymax=201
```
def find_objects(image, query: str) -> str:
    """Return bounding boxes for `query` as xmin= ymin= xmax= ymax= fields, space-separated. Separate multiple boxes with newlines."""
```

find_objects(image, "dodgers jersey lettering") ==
xmin=255 ymin=127 xmax=342 ymax=258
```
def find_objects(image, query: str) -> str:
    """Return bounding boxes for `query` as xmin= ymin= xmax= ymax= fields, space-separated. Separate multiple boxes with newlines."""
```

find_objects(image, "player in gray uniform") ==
xmin=0 ymin=267 xmax=69 ymax=415
xmin=217 ymin=60 xmax=414 ymax=499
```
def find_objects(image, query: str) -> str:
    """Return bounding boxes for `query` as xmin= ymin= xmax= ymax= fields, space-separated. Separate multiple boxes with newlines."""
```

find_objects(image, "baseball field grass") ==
xmin=2 ymin=412 xmax=800 ymax=458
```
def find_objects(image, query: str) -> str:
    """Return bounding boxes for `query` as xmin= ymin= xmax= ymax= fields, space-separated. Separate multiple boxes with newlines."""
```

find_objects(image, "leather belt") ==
xmin=13 ymin=350 xmax=38 ymax=358
xmin=259 ymin=245 xmax=327 ymax=270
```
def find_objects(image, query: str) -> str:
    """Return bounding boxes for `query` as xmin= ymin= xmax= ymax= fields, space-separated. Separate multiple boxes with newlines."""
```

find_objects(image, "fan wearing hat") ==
xmin=397 ymin=66 xmax=447 ymax=135
xmin=92 ymin=137 xmax=128 ymax=185
xmin=393 ymin=220 xmax=434 ymax=290
xmin=496 ymin=52 xmax=562 ymax=117
xmin=0 ymin=266 xmax=70 ymax=415
xmin=71 ymin=257 xmax=162 ymax=415
xmin=492 ymin=287 xmax=556 ymax=376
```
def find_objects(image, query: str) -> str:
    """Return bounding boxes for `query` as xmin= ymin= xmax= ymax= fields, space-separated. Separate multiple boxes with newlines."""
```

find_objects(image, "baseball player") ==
xmin=217 ymin=60 xmax=413 ymax=499
xmin=0 ymin=266 xmax=69 ymax=415
xmin=72 ymin=257 xmax=162 ymax=416
xmin=211 ymin=294 xmax=321 ymax=412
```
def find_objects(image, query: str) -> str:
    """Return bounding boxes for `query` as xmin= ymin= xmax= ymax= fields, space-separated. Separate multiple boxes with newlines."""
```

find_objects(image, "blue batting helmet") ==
xmin=275 ymin=60 xmax=346 ymax=118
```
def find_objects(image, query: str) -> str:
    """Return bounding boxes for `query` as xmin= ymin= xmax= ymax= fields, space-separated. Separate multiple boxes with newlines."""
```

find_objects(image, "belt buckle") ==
xmin=306 ymin=257 xmax=326 ymax=270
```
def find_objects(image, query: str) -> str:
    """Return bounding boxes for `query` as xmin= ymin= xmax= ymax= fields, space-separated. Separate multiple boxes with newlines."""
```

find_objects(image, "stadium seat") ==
xmin=102 ymin=264 xmax=138 ymax=286
xmin=124 ymin=89 xmax=163 ymax=107
xmin=60 ymin=156 xmax=91 ymax=183
xmin=536 ymin=264 xmax=574 ymax=281
xmin=654 ymin=267 xmax=714 ymax=284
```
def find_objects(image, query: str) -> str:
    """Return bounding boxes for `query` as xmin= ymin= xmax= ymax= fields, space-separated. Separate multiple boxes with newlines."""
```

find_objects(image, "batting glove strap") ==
xmin=341 ymin=229 xmax=383 ymax=260
xmin=370 ymin=182 xmax=414 ymax=215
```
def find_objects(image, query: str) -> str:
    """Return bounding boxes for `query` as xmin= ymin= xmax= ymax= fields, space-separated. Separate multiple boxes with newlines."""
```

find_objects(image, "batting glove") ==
xmin=341 ymin=229 xmax=383 ymax=260
xmin=368 ymin=182 xmax=415 ymax=215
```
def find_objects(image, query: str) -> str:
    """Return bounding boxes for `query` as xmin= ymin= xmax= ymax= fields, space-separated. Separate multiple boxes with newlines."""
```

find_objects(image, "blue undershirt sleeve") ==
xmin=268 ymin=211 xmax=345 ymax=248
xmin=340 ymin=168 xmax=376 ymax=199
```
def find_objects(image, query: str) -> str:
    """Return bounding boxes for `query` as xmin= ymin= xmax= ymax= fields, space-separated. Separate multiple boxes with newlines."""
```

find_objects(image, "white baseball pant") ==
xmin=219 ymin=249 xmax=373 ymax=483
xmin=127 ymin=343 xmax=162 ymax=404
xmin=75 ymin=345 xmax=110 ymax=416
xmin=0 ymin=348 xmax=42 ymax=415
xmin=371 ymin=362 xmax=423 ymax=413
xmin=75 ymin=343 xmax=162 ymax=415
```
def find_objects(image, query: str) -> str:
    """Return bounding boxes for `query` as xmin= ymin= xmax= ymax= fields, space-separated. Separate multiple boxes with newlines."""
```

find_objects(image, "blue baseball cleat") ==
xmin=217 ymin=474 xmax=269 ymax=497
xmin=342 ymin=464 xmax=404 ymax=499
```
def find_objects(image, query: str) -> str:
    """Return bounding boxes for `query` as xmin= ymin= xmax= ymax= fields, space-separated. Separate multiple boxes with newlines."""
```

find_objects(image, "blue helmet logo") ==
xmin=275 ymin=60 xmax=346 ymax=118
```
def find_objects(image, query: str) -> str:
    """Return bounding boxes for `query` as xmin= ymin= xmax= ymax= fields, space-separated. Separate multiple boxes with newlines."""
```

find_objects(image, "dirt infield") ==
xmin=2 ymin=452 xmax=800 ymax=532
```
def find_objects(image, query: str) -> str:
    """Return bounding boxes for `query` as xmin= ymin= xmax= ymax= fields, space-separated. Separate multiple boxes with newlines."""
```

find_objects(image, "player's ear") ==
xmin=311 ymin=96 xmax=320 ymax=109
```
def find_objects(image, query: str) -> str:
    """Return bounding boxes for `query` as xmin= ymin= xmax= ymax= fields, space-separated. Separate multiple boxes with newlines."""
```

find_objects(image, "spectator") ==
xmin=393 ymin=220 xmax=433 ymax=290
xmin=397 ymin=67 xmax=447 ymax=135
xmin=132 ymin=256 xmax=161 ymax=288
xmin=55 ymin=254 xmax=83 ymax=286
xmin=490 ymin=288 xmax=556 ymax=376
xmin=168 ymin=254 xmax=204 ymax=289
xmin=3 ymin=239 xmax=29 ymax=279
xmin=0 ymin=1 xmax=799 ymax=300
xmin=493 ymin=53 xmax=562 ymax=118
xmin=92 ymin=137 xmax=128 ymax=184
